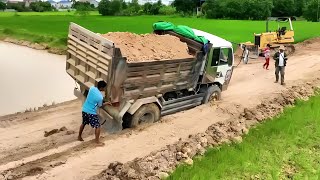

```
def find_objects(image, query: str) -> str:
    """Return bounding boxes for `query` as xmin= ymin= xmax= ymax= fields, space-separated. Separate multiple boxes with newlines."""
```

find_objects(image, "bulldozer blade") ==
xmin=285 ymin=45 xmax=295 ymax=55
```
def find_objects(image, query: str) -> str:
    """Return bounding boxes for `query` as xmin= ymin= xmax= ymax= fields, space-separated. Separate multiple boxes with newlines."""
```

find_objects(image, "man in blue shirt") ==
xmin=78 ymin=80 xmax=107 ymax=146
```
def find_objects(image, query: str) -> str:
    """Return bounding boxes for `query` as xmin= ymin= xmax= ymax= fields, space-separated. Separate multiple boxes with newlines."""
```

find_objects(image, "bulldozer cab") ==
xmin=266 ymin=17 xmax=294 ymax=38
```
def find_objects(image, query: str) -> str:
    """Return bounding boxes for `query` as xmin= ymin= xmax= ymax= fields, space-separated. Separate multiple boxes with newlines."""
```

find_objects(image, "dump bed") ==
xmin=66 ymin=23 xmax=205 ymax=104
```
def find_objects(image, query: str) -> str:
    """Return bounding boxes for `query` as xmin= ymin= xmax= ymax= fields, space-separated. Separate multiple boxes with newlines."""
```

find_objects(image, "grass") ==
xmin=169 ymin=92 xmax=320 ymax=180
xmin=0 ymin=12 xmax=320 ymax=50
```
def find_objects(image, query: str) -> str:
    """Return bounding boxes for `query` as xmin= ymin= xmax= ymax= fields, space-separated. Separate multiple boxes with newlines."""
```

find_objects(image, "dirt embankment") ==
xmin=1 ymin=38 xmax=66 ymax=55
xmin=0 ymin=38 xmax=320 ymax=180
xmin=102 ymin=32 xmax=192 ymax=62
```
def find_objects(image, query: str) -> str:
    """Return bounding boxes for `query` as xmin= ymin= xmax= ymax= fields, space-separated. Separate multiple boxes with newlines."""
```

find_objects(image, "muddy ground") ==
xmin=0 ymin=38 xmax=320 ymax=180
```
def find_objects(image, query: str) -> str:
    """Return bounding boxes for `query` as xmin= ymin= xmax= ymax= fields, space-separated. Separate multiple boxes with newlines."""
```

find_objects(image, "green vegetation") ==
xmin=169 ymin=92 xmax=320 ymax=179
xmin=304 ymin=0 xmax=320 ymax=22
xmin=0 ymin=1 xmax=6 ymax=11
xmin=0 ymin=13 xmax=320 ymax=50
xmin=2 ymin=0 xmax=319 ymax=22
xmin=29 ymin=1 xmax=53 ymax=12
xmin=174 ymin=0 xmax=319 ymax=21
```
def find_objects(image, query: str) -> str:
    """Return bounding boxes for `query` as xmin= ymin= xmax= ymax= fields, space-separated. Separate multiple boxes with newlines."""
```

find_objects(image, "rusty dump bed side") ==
xmin=66 ymin=23 xmax=205 ymax=104
xmin=121 ymin=54 xmax=204 ymax=101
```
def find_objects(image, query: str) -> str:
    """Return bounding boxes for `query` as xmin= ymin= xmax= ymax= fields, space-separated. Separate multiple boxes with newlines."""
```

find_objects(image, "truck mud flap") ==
xmin=99 ymin=107 xmax=122 ymax=134
xmin=100 ymin=102 xmax=132 ymax=134
xmin=161 ymin=93 xmax=205 ymax=116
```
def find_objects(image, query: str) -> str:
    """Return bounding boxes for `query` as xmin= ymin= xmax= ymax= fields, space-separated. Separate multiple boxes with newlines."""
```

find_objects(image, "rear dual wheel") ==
xmin=129 ymin=103 xmax=160 ymax=128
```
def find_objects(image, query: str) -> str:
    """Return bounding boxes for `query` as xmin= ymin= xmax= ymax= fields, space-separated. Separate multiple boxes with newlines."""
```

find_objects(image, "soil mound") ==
xmin=102 ymin=32 xmax=193 ymax=62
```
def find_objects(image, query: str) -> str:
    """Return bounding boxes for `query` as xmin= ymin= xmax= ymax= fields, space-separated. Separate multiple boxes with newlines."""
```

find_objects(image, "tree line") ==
xmin=98 ymin=0 xmax=176 ymax=16
xmin=0 ymin=1 xmax=54 ymax=12
xmin=97 ymin=0 xmax=319 ymax=22
xmin=173 ymin=0 xmax=320 ymax=22
xmin=1 ymin=0 xmax=319 ymax=22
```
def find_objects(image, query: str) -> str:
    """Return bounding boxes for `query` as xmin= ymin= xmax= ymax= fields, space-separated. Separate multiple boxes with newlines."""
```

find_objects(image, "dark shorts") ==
xmin=82 ymin=112 xmax=100 ymax=128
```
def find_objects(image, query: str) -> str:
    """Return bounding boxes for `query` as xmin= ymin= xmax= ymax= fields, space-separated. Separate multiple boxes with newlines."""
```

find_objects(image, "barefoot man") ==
xmin=78 ymin=80 xmax=107 ymax=146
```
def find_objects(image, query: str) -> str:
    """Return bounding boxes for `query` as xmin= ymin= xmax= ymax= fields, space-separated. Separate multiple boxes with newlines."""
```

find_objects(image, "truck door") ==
xmin=204 ymin=48 xmax=220 ymax=82
xmin=216 ymin=47 xmax=234 ymax=90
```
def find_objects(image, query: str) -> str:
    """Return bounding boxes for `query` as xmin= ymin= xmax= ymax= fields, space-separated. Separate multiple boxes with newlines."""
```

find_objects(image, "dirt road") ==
xmin=1 ymin=38 xmax=320 ymax=180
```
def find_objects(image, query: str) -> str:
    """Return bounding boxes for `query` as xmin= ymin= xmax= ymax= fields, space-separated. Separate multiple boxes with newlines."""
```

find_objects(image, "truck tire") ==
xmin=202 ymin=85 xmax=221 ymax=104
xmin=130 ymin=103 xmax=160 ymax=128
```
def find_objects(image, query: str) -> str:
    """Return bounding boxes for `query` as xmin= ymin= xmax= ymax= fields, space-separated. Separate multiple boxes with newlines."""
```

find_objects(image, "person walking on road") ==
xmin=263 ymin=44 xmax=271 ymax=70
xmin=273 ymin=45 xmax=288 ymax=85
xmin=78 ymin=80 xmax=107 ymax=146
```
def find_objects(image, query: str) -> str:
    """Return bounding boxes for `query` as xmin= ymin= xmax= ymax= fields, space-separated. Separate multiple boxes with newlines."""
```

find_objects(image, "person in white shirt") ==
xmin=273 ymin=45 xmax=288 ymax=85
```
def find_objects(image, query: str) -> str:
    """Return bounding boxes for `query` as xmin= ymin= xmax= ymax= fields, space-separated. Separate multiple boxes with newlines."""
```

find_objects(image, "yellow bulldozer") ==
xmin=240 ymin=17 xmax=295 ymax=64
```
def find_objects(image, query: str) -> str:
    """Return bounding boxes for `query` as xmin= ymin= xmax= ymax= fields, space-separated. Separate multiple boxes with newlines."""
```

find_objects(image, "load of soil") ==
xmin=101 ymin=32 xmax=193 ymax=62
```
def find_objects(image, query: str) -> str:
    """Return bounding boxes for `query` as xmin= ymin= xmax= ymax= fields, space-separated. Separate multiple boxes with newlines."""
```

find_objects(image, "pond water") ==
xmin=0 ymin=42 xmax=76 ymax=116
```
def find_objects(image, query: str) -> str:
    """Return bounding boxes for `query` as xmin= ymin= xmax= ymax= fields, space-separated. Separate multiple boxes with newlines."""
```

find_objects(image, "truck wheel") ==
xmin=202 ymin=85 xmax=221 ymax=104
xmin=130 ymin=103 xmax=160 ymax=128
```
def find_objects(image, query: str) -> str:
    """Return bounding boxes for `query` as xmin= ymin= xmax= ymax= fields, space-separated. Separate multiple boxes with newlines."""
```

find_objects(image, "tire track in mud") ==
xmin=0 ymin=100 xmax=79 ymax=129
xmin=0 ymin=125 xmax=152 ymax=180
xmin=0 ymin=141 xmax=94 ymax=180
xmin=0 ymin=101 xmax=81 ymax=164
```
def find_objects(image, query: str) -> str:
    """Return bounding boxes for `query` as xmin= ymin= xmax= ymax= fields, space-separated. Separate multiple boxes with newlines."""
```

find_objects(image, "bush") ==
xmin=201 ymin=0 xmax=273 ymax=20
xmin=30 ymin=1 xmax=53 ymax=12
xmin=159 ymin=6 xmax=176 ymax=15
xmin=172 ymin=0 xmax=197 ymax=14
xmin=0 ymin=1 xmax=6 ymax=11
xmin=72 ymin=2 xmax=93 ymax=10
xmin=75 ymin=4 xmax=90 ymax=16
xmin=6 ymin=2 xmax=30 ymax=12
xmin=304 ymin=0 xmax=320 ymax=22
xmin=98 ymin=0 xmax=121 ymax=16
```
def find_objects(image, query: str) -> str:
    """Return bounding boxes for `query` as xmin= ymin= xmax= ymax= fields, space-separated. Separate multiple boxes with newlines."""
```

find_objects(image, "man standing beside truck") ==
xmin=78 ymin=80 xmax=107 ymax=146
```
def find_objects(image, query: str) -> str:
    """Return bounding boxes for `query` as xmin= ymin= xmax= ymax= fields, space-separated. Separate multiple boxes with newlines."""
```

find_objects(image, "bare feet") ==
xmin=95 ymin=142 xmax=105 ymax=147
xmin=78 ymin=136 xmax=84 ymax=141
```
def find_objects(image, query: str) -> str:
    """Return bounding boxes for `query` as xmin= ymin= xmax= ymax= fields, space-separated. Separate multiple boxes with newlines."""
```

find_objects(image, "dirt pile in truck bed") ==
xmin=101 ymin=32 xmax=193 ymax=62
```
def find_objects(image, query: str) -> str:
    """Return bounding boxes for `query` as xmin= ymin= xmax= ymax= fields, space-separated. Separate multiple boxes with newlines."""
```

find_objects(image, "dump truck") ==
xmin=66 ymin=22 xmax=235 ymax=133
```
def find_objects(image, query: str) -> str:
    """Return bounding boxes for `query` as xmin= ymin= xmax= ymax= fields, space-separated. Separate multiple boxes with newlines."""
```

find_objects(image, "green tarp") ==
xmin=153 ymin=22 xmax=175 ymax=31
xmin=152 ymin=22 xmax=209 ymax=45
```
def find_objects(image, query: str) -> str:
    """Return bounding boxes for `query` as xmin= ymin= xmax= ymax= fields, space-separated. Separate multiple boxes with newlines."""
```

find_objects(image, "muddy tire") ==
xmin=130 ymin=103 xmax=160 ymax=128
xmin=202 ymin=85 xmax=222 ymax=104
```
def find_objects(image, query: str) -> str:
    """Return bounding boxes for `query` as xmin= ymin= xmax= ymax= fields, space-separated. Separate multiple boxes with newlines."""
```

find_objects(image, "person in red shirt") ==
xmin=263 ymin=44 xmax=271 ymax=70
